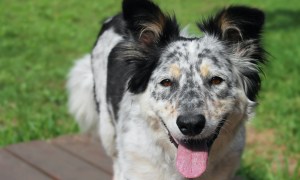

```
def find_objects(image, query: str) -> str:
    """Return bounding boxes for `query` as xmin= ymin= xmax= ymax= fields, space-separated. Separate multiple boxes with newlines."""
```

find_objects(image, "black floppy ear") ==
xmin=123 ymin=0 xmax=179 ymax=46
xmin=199 ymin=6 xmax=265 ymax=43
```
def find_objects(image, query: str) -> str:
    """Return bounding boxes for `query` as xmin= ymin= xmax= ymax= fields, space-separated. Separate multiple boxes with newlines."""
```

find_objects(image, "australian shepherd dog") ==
xmin=67 ymin=0 xmax=266 ymax=179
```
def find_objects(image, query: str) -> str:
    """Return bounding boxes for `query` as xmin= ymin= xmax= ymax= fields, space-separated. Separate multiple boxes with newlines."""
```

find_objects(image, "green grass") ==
xmin=0 ymin=0 xmax=299 ymax=179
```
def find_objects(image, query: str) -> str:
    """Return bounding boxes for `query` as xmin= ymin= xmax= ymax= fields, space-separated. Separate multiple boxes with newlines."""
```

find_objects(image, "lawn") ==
xmin=0 ymin=0 xmax=299 ymax=179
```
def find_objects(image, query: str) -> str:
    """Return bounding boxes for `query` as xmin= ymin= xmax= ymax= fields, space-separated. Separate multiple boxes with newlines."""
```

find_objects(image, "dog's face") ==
xmin=147 ymin=37 xmax=240 ymax=142
xmin=119 ymin=0 xmax=265 ymax=178
xmin=121 ymin=0 xmax=264 ymax=142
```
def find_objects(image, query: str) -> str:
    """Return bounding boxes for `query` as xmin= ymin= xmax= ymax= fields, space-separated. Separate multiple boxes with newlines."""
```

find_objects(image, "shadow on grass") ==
xmin=266 ymin=9 xmax=300 ymax=30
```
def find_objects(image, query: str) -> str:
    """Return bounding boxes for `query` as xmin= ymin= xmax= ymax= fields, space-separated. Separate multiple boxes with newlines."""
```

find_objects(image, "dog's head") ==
xmin=119 ymin=0 xmax=265 ymax=178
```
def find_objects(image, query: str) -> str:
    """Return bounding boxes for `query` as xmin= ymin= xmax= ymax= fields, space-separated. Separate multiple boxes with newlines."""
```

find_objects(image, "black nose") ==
xmin=176 ymin=114 xmax=206 ymax=136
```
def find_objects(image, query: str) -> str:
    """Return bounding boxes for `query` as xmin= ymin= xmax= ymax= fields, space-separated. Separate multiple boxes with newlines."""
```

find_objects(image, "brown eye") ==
xmin=160 ymin=79 xmax=173 ymax=87
xmin=210 ymin=76 xmax=223 ymax=85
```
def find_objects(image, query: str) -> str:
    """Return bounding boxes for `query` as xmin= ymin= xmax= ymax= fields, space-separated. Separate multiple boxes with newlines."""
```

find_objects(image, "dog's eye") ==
xmin=210 ymin=76 xmax=223 ymax=85
xmin=160 ymin=79 xmax=173 ymax=87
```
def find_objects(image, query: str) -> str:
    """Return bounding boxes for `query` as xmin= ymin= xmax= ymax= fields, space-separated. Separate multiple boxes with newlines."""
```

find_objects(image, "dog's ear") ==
xmin=198 ymin=6 xmax=265 ymax=43
xmin=120 ymin=0 xmax=179 ymax=94
xmin=198 ymin=6 xmax=266 ymax=101
xmin=123 ymin=0 xmax=179 ymax=46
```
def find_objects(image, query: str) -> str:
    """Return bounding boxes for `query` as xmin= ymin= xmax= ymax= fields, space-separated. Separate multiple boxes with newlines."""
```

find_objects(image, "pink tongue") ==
xmin=176 ymin=143 xmax=208 ymax=178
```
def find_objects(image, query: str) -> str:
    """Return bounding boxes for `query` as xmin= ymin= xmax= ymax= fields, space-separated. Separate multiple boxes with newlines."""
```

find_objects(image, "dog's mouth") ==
xmin=160 ymin=119 xmax=226 ymax=179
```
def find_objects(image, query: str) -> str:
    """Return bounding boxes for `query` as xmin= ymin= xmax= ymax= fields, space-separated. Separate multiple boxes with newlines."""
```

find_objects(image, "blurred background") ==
xmin=0 ymin=0 xmax=299 ymax=179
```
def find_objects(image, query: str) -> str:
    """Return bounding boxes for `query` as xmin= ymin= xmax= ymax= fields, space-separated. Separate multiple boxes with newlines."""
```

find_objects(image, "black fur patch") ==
xmin=126 ymin=49 xmax=160 ymax=94
xmin=106 ymin=49 xmax=130 ymax=118
xmin=111 ymin=42 xmax=161 ymax=94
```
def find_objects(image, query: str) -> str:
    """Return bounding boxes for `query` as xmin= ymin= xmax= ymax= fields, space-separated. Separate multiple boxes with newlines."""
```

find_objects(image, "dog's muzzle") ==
xmin=159 ymin=115 xmax=228 ymax=179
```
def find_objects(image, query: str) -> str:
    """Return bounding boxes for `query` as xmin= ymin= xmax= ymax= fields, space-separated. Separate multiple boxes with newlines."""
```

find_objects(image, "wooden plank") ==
xmin=6 ymin=140 xmax=112 ymax=180
xmin=0 ymin=149 xmax=51 ymax=180
xmin=51 ymin=135 xmax=113 ymax=174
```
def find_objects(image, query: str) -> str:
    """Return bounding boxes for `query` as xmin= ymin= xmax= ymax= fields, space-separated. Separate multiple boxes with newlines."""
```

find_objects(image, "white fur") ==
xmin=67 ymin=54 xmax=98 ymax=134
xmin=115 ymin=92 xmax=180 ymax=180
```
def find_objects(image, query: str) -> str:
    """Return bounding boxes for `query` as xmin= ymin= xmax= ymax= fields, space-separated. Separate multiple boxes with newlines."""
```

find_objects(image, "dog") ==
xmin=67 ymin=0 xmax=266 ymax=179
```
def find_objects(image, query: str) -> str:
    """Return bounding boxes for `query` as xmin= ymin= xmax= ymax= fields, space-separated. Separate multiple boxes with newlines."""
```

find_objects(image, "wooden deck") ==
xmin=0 ymin=135 xmax=113 ymax=180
